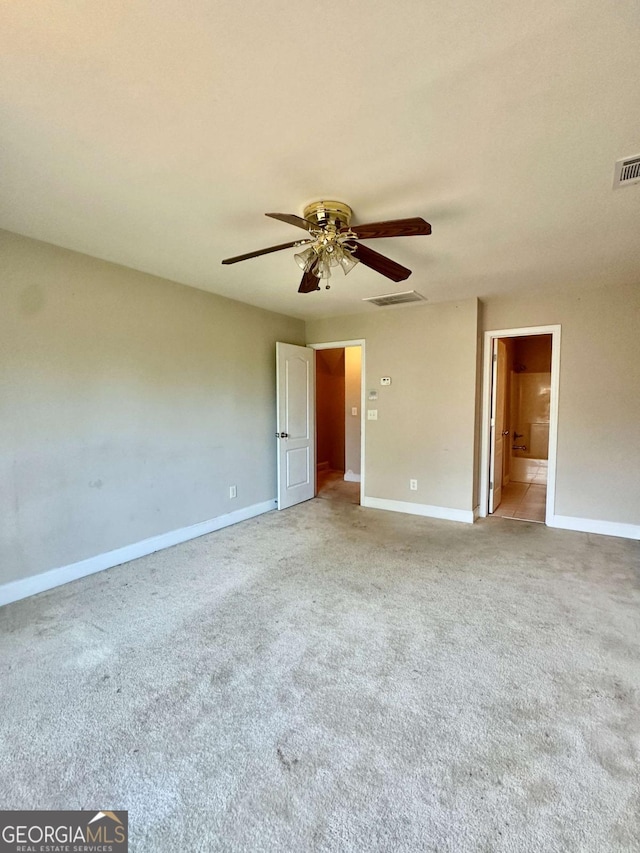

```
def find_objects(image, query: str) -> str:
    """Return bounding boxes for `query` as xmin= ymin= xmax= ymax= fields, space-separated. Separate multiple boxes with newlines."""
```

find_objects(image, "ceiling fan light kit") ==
xmin=292 ymin=202 xmax=360 ymax=290
xmin=221 ymin=199 xmax=432 ymax=294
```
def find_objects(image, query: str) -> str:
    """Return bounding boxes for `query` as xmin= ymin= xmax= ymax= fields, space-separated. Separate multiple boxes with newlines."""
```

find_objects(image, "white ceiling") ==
xmin=1 ymin=1 xmax=639 ymax=320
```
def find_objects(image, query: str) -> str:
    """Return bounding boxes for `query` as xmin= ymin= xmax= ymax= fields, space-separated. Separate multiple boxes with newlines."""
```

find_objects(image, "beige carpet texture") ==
xmin=1 ymin=497 xmax=639 ymax=852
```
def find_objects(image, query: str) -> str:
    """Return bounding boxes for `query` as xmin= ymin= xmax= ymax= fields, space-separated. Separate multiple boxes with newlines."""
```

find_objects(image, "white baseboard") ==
xmin=362 ymin=496 xmax=474 ymax=524
xmin=548 ymin=514 xmax=640 ymax=541
xmin=344 ymin=471 xmax=361 ymax=483
xmin=0 ymin=499 xmax=277 ymax=608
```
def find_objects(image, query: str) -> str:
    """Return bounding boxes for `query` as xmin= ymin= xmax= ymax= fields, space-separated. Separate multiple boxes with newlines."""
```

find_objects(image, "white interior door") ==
xmin=276 ymin=342 xmax=316 ymax=510
xmin=489 ymin=338 xmax=507 ymax=513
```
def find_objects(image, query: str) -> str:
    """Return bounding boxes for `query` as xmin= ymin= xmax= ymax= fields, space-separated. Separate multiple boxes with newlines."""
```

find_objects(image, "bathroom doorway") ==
xmin=479 ymin=325 xmax=561 ymax=525
xmin=310 ymin=341 xmax=364 ymax=506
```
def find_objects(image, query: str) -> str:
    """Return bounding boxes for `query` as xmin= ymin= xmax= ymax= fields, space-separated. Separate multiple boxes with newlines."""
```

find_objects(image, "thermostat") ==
xmin=380 ymin=377 xmax=391 ymax=386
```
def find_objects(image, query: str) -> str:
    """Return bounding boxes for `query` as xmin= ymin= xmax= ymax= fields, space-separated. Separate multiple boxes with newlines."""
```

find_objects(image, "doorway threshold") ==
xmin=490 ymin=482 xmax=546 ymax=523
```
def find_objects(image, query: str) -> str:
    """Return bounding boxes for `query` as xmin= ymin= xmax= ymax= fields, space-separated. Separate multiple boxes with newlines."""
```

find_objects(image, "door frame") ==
xmin=479 ymin=325 xmax=561 ymax=523
xmin=308 ymin=339 xmax=366 ymax=505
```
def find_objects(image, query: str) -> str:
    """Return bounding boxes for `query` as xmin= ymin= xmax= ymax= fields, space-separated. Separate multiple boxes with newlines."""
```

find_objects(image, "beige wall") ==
xmin=0 ymin=230 xmax=304 ymax=585
xmin=513 ymin=334 xmax=552 ymax=373
xmin=481 ymin=284 xmax=640 ymax=524
xmin=3 ymin=225 xmax=634 ymax=594
xmin=306 ymin=299 xmax=479 ymax=512
xmin=344 ymin=347 xmax=362 ymax=478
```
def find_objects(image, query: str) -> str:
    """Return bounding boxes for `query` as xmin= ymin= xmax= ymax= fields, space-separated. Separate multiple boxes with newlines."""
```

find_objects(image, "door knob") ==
xmin=275 ymin=432 xmax=289 ymax=438
xmin=502 ymin=430 xmax=509 ymax=436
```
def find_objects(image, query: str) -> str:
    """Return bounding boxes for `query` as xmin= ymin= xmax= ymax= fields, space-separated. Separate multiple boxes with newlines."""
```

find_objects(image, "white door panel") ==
xmin=277 ymin=342 xmax=315 ymax=510
xmin=286 ymin=446 xmax=310 ymax=487
xmin=285 ymin=355 xmax=311 ymax=438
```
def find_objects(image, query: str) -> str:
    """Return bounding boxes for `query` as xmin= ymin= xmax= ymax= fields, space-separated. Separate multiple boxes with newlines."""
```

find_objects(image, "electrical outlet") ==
xmin=367 ymin=409 xmax=378 ymax=420
xmin=410 ymin=479 xmax=418 ymax=491
xmin=229 ymin=485 xmax=237 ymax=499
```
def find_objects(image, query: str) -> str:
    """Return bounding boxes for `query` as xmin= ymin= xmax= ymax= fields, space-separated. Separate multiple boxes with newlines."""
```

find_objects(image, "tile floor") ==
xmin=492 ymin=481 xmax=547 ymax=522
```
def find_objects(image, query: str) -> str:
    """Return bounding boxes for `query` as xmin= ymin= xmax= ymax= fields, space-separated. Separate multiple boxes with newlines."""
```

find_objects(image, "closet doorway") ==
xmin=309 ymin=341 xmax=365 ymax=506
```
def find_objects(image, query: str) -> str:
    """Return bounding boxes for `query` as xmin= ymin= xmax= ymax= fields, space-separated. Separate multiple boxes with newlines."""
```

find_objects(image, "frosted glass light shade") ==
xmin=294 ymin=246 xmax=316 ymax=271
xmin=316 ymin=253 xmax=332 ymax=279
xmin=337 ymin=247 xmax=359 ymax=275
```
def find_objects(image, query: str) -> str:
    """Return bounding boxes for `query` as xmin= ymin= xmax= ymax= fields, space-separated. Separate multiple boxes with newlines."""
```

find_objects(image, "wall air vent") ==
xmin=614 ymin=154 xmax=640 ymax=188
xmin=362 ymin=290 xmax=426 ymax=308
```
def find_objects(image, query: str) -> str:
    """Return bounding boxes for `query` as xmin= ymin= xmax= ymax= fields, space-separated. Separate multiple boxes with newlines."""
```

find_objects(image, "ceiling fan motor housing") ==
xmin=303 ymin=200 xmax=353 ymax=232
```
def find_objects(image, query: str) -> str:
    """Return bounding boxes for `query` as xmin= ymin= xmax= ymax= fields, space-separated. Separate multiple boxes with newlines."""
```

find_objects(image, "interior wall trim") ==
xmin=362 ymin=496 xmax=474 ymax=524
xmin=344 ymin=472 xmax=361 ymax=482
xmin=548 ymin=515 xmax=640 ymax=541
xmin=0 ymin=499 xmax=277 ymax=608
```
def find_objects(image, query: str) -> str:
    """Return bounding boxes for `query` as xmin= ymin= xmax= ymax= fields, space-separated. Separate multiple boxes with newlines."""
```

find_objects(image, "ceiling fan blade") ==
xmin=349 ymin=217 xmax=432 ymax=240
xmin=298 ymin=269 xmax=320 ymax=293
xmin=266 ymin=212 xmax=318 ymax=232
xmin=351 ymin=243 xmax=412 ymax=282
xmin=221 ymin=239 xmax=311 ymax=265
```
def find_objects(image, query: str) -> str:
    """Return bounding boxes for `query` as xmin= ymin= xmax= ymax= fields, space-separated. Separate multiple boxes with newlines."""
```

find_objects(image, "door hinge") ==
xmin=489 ymin=481 xmax=493 ymax=489
xmin=493 ymin=353 xmax=497 ymax=363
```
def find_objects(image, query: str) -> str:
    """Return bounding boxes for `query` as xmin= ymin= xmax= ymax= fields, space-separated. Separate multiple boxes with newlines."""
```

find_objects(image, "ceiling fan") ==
xmin=221 ymin=200 xmax=432 ymax=293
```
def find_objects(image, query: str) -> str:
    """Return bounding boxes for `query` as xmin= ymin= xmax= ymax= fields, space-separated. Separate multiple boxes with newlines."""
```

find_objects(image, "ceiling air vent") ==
xmin=362 ymin=290 xmax=426 ymax=308
xmin=614 ymin=154 xmax=640 ymax=188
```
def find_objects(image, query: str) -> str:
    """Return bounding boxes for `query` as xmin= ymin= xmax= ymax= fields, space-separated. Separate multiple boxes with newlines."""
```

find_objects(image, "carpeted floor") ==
xmin=316 ymin=469 xmax=361 ymax=504
xmin=1 ymin=498 xmax=639 ymax=852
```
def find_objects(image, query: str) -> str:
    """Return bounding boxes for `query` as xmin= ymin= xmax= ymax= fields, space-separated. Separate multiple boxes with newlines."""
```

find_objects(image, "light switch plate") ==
xmin=367 ymin=409 xmax=378 ymax=420
xmin=351 ymin=407 xmax=358 ymax=416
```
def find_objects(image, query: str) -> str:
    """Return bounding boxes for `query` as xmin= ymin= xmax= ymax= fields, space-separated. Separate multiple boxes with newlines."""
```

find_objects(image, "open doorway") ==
xmin=311 ymin=342 xmax=364 ymax=506
xmin=491 ymin=334 xmax=552 ymax=521
xmin=479 ymin=325 xmax=561 ymax=525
